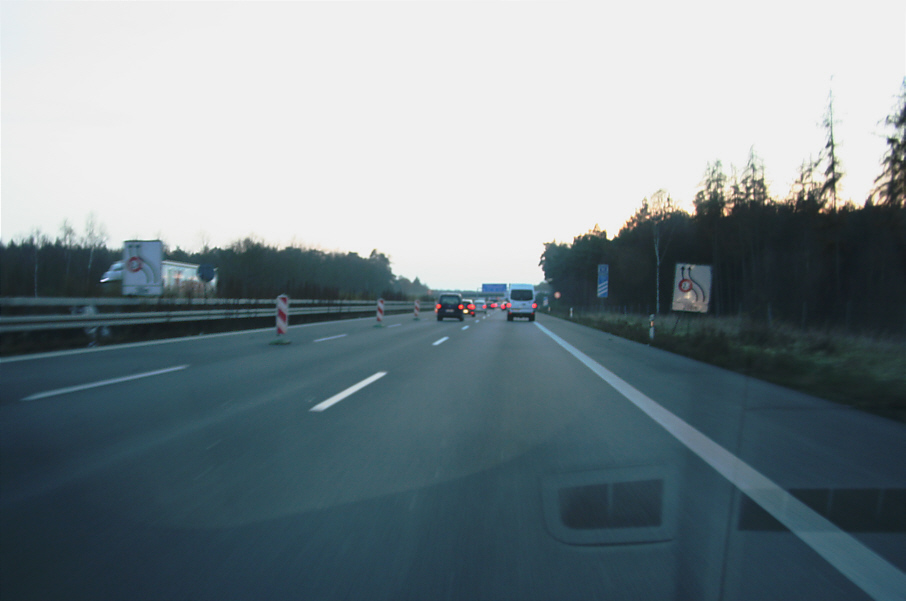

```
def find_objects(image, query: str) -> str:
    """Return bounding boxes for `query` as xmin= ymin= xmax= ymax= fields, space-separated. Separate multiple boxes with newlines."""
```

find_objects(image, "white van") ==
xmin=507 ymin=283 xmax=536 ymax=322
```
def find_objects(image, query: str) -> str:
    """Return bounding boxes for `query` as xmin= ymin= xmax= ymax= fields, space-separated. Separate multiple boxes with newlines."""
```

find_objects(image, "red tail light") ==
xmin=532 ymin=303 xmax=538 ymax=309
xmin=458 ymin=304 xmax=464 ymax=310
xmin=436 ymin=304 xmax=441 ymax=311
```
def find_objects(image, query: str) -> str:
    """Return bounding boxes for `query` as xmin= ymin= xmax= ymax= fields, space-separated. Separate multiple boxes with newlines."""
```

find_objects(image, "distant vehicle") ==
xmin=100 ymin=261 xmax=124 ymax=283
xmin=436 ymin=293 xmax=464 ymax=321
xmin=507 ymin=283 xmax=537 ymax=322
xmin=474 ymin=298 xmax=488 ymax=314
xmin=463 ymin=299 xmax=477 ymax=317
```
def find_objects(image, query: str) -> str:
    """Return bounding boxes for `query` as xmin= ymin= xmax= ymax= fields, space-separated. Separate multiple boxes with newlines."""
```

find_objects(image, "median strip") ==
xmin=310 ymin=372 xmax=388 ymax=412
xmin=21 ymin=365 xmax=190 ymax=402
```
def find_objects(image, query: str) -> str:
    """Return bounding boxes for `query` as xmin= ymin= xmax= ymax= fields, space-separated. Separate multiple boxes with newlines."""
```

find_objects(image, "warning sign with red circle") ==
xmin=671 ymin=264 xmax=712 ymax=313
xmin=122 ymin=240 xmax=163 ymax=296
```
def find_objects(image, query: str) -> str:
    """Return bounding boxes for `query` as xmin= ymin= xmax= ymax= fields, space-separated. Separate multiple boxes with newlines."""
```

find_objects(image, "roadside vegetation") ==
xmin=552 ymin=309 xmax=906 ymax=423
xmin=537 ymin=83 xmax=905 ymax=423
xmin=540 ymin=82 xmax=906 ymax=337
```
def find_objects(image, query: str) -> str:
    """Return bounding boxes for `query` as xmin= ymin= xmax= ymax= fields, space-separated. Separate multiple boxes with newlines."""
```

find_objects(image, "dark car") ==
xmin=462 ymin=299 xmax=477 ymax=317
xmin=436 ymin=293 xmax=464 ymax=321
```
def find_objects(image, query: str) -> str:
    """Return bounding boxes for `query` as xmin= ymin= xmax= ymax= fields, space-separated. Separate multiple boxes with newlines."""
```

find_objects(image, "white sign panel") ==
xmin=122 ymin=240 xmax=163 ymax=296
xmin=671 ymin=264 xmax=712 ymax=313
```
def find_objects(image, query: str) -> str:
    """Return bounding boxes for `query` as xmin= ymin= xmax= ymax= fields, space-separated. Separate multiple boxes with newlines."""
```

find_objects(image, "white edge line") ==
xmin=0 ymin=316 xmax=380 ymax=364
xmin=313 ymin=334 xmax=348 ymax=343
xmin=21 ymin=365 xmax=190 ymax=402
xmin=310 ymin=371 xmax=387 ymax=412
xmin=432 ymin=337 xmax=450 ymax=346
xmin=534 ymin=322 xmax=906 ymax=601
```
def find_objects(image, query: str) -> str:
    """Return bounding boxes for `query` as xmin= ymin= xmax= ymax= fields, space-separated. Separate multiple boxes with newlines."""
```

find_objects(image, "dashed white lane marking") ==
xmin=21 ymin=365 xmax=190 ymax=402
xmin=432 ymin=337 xmax=449 ymax=346
xmin=309 ymin=372 xmax=388 ymax=412
xmin=314 ymin=334 xmax=347 ymax=343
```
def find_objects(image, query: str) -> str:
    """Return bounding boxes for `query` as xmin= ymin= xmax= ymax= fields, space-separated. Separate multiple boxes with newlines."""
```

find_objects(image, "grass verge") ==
xmin=554 ymin=310 xmax=906 ymax=424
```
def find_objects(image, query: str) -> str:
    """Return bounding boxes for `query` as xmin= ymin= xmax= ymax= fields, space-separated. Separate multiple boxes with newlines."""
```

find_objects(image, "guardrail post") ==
xmin=414 ymin=299 xmax=420 ymax=320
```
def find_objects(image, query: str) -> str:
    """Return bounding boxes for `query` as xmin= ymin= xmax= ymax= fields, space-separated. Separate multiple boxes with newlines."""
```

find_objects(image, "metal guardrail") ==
xmin=0 ymin=297 xmax=422 ymax=334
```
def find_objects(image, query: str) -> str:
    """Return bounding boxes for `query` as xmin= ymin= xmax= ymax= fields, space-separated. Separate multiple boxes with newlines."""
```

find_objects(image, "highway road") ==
xmin=1 ymin=311 xmax=904 ymax=600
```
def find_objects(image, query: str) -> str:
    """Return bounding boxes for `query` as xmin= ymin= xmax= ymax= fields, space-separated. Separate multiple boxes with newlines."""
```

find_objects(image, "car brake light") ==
xmin=532 ymin=303 xmax=537 ymax=309
xmin=436 ymin=304 xmax=441 ymax=310
xmin=458 ymin=304 xmax=463 ymax=310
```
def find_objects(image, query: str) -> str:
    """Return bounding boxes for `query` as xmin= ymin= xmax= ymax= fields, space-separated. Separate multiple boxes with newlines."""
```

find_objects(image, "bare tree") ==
xmin=649 ymin=189 xmax=680 ymax=314
xmin=59 ymin=219 xmax=77 ymax=280
xmin=29 ymin=228 xmax=48 ymax=297
xmin=83 ymin=213 xmax=109 ymax=277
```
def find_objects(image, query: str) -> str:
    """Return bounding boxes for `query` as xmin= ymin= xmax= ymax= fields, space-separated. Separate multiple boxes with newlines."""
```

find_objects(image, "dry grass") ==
xmin=560 ymin=310 xmax=906 ymax=423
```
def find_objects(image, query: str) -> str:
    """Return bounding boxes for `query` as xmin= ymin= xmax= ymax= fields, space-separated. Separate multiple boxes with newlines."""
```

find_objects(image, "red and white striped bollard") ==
xmin=272 ymin=294 xmax=291 ymax=344
xmin=375 ymin=298 xmax=385 ymax=327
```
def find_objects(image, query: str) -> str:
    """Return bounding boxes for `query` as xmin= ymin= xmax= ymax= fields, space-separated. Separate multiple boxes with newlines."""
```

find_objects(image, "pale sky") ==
xmin=2 ymin=1 xmax=904 ymax=291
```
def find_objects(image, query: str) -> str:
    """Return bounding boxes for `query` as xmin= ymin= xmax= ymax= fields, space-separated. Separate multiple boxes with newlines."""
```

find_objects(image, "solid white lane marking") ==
xmin=314 ymin=334 xmax=347 ymax=343
xmin=534 ymin=322 xmax=906 ymax=601
xmin=310 ymin=372 xmax=387 ymax=412
xmin=432 ymin=337 xmax=449 ymax=346
xmin=21 ymin=365 xmax=190 ymax=402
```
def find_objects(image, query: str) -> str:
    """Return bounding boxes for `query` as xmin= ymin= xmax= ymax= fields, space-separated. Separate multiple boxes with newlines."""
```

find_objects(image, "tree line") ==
xmin=540 ymin=82 xmax=906 ymax=334
xmin=0 ymin=228 xmax=431 ymax=301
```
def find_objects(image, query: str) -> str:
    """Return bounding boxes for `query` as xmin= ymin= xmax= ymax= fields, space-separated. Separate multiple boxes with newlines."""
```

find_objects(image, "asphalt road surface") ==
xmin=2 ymin=311 xmax=904 ymax=600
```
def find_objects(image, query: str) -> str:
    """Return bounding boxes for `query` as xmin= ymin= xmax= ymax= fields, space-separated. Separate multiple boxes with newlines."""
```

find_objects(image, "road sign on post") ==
xmin=671 ymin=264 xmax=712 ymax=313
xmin=597 ymin=264 xmax=609 ymax=298
xmin=122 ymin=240 xmax=163 ymax=296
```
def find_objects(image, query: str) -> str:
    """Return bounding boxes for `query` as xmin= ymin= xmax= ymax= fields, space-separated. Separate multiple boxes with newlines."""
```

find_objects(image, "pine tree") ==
xmin=872 ymin=79 xmax=906 ymax=209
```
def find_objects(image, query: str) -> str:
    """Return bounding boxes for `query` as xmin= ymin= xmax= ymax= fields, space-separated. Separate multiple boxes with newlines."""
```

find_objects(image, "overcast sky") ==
xmin=2 ymin=1 xmax=904 ymax=291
